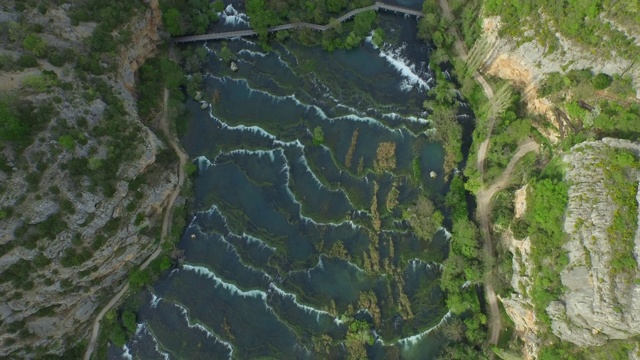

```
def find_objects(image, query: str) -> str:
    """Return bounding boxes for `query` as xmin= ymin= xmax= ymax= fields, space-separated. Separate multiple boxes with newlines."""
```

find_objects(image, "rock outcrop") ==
xmin=479 ymin=17 xmax=640 ymax=143
xmin=120 ymin=0 xmax=162 ymax=90
xmin=547 ymin=139 xmax=640 ymax=346
xmin=0 ymin=1 xmax=172 ymax=357
xmin=500 ymin=185 xmax=541 ymax=360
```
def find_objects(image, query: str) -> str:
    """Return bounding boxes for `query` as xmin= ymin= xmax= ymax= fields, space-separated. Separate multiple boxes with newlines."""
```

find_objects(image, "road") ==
xmin=83 ymin=89 xmax=189 ymax=360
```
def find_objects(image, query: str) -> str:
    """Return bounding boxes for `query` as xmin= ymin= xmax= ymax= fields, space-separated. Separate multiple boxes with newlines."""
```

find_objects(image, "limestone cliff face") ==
xmin=547 ymin=139 xmax=640 ymax=346
xmin=120 ymin=0 xmax=162 ymax=90
xmin=0 ymin=1 xmax=171 ymax=357
xmin=479 ymin=17 xmax=640 ymax=143
xmin=500 ymin=185 xmax=541 ymax=360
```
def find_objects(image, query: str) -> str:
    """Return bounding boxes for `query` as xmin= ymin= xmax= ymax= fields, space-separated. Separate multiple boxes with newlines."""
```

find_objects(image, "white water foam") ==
xmin=378 ymin=44 xmax=431 ymax=92
xmin=242 ymin=233 xmax=277 ymax=252
xmin=183 ymin=264 xmax=269 ymax=301
xmin=202 ymin=204 xmax=231 ymax=230
xmin=209 ymin=233 xmax=274 ymax=282
xmin=135 ymin=322 xmax=171 ymax=360
xmin=269 ymin=283 xmax=342 ymax=325
xmin=203 ymin=42 xmax=215 ymax=55
xmin=121 ymin=345 xmax=133 ymax=360
xmin=220 ymin=4 xmax=250 ymax=27
xmin=441 ymin=226 xmax=452 ymax=240
xmin=408 ymin=259 xmax=444 ymax=272
xmin=205 ymin=76 xmax=398 ymax=133
xmin=196 ymin=155 xmax=212 ymax=171
xmin=214 ymin=148 xmax=279 ymax=163
xmin=382 ymin=112 xmax=430 ymax=125
xmin=280 ymin=159 xmax=360 ymax=230
xmin=173 ymin=302 xmax=234 ymax=359
xmin=397 ymin=310 xmax=452 ymax=347
xmin=238 ymin=49 xmax=267 ymax=58
xmin=342 ymin=258 xmax=367 ymax=274
xmin=150 ymin=293 xmax=162 ymax=308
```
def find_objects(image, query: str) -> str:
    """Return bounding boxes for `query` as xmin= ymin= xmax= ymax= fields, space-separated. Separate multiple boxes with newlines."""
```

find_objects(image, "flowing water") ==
xmin=111 ymin=2 xmax=473 ymax=359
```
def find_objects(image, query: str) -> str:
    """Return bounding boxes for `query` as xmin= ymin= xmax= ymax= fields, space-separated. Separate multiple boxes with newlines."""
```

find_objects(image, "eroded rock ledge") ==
xmin=548 ymin=138 xmax=640 ymax=346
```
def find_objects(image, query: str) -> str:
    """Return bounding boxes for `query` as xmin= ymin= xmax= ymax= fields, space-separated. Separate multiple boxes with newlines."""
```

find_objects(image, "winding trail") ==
xmin=83 ymin=89 xmax=188 ymax=360
xmin=476 ymin=140 xmax=539 ymax=344
xmin=437 ymin=0 xmax=531 ymax=346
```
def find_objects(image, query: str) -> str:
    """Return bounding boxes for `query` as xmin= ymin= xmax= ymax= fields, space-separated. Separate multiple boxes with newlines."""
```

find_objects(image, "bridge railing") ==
xmin=173 ymin=2 xmax=423 ymax=43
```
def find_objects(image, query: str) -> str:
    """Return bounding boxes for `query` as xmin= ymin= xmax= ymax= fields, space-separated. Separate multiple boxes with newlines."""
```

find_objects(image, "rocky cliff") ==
xmin=479 ymin=17 xmax=640 ymax=143
xmin=0 ymin=0 xmax=172 ymax=357
xmin=547 ymin=139 xmax=640 ymax=347
xmin=500 ymin=185 xmax=541 ymax=360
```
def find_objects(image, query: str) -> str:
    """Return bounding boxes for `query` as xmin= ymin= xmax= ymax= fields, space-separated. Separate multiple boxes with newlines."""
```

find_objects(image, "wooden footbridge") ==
xmin=173 ymin=2 xmax=423 ymax=43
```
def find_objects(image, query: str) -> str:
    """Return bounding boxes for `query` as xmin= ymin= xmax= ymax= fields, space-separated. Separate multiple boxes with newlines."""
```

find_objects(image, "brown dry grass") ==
xmin=374 ymin=142 xmax=396 ymax=172
xmin=345 ymin=128 xmax=359 ymax=168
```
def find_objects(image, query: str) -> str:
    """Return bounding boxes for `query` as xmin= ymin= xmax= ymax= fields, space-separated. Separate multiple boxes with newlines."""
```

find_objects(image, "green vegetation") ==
xmin=128 ymin=269 xmax=152 ymax=291
xmin=344 ymin=319 xmax=374 ymax=359
xmin=517 ymin=161 xmax=569 ymax=327
xmin=121 ymin=309 xmax=137 ymax=333
xmin=484 ymin=0 xmax=640 ymax=60
xmin=427 ymin=104 xmax=463 ymax=176
xmin=438 ymin=174 xmax=489 ymax=358
xmin=592 ymin=73 xmax=613 ymax=90
xmin=160 ymin=0 xmax=222 ymax=36
xmin=0 ymin=97 xmax=55 ymax=148
xmin=137 ymin=55 xmax=185 ymax=120
xmin=602 ymin=148 xmax=639 ymax=274
xmin=424 ymin=67 xmax=463 ymax=175
xmin=539 ymin=336 xmax=640 ymax=360
xmin=404 ymin=195 xmax=444 ymax=241
xmin=244 ymin=0 xmax=383 ymax=50
xmin=412 ymin=156 xmax=422 ymax=183
xmin=539 ymin=69 xmax=640 ymax=139
xmin=312 ymin=126 xmax=325 ymax=146
xmin=22 ymin=34 xmax=47 ymax=58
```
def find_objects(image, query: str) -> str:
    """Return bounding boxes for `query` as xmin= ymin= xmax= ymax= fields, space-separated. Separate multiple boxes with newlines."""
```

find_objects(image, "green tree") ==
xmin=164 ymin=8 xmax=183 ymax=36
xmin=405 ymin=195 xmax=444 ymax=241
xmin=128 ymin=269 xmax=151 ymax=290
xmin=121 ymin=310 xmax=137 ymax=333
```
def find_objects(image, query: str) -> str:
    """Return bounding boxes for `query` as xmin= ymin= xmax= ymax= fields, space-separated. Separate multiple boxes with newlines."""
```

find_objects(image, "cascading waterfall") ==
xmin=119 ymin=4 xmax=462 ymax=359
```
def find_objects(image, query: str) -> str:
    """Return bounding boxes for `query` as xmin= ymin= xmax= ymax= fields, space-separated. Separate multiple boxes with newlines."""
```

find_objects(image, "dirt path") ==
xmin=84 ymin=89 xmax=188 ymax=360
xmin=476 ymin=140 xmax=539 ymax=344
xmin=437 ymin=0 xmax=510 ymax=346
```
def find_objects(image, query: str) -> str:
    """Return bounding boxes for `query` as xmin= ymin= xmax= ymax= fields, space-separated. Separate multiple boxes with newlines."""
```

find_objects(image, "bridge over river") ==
xmin=173 ymin=2 xmax=423 ymax=43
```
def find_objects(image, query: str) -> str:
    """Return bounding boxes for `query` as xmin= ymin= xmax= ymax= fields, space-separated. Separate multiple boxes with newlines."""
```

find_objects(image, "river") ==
xmin=110 ymin=1 xmax=473 ymax=359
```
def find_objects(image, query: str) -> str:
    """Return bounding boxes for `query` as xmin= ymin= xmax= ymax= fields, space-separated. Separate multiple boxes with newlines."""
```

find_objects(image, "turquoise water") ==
xmin=111 ymin=7 xmax=474 ymax=360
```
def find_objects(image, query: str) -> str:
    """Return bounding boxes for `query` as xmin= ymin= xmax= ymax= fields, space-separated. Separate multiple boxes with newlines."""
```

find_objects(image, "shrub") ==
xmin=109 ymin=325 xmax=126 ymax=347
xmin=592 ymin=73 xmax=613 ymax=90
xmin=16 ymin=54 xmax=38 ymax=69
xmin=23 ymin=34 xmax=48 ymax=58
xmin=185 ymin=163 xmax=197 ymax=176
xmin=58 ymin=135 xmax=75 ymax=150
xmin=511 ymin=218 xmax=529 ymax=239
